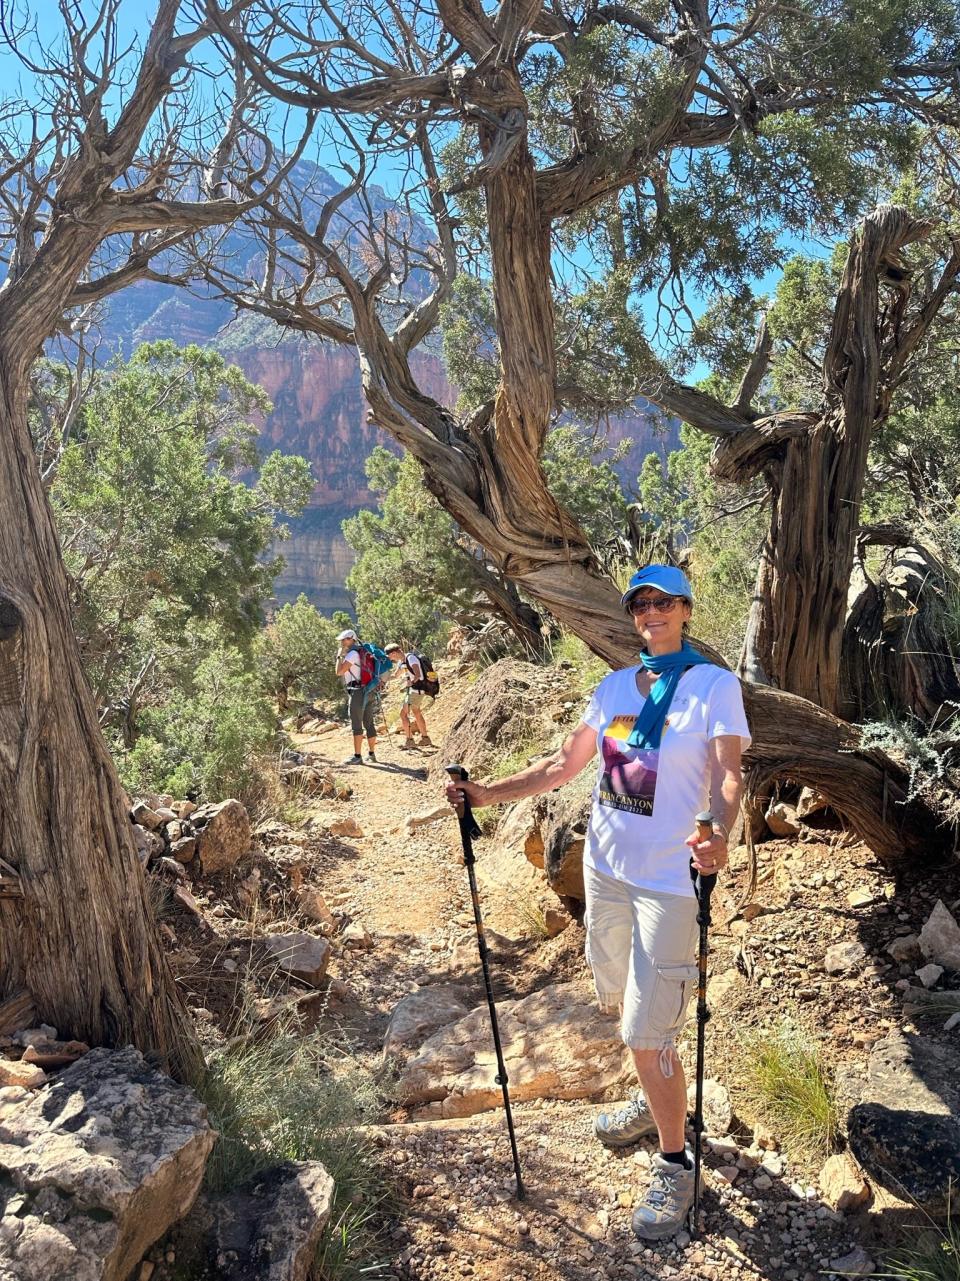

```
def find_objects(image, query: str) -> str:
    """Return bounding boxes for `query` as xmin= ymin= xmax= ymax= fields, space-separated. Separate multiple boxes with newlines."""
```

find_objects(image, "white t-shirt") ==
xmin=403 ymin=653 xmax=423 ymax=687
xmin=340 ymin=646 xmax=362 ymax=687
xmin=581 ymin=664 xmax=751 ymax=897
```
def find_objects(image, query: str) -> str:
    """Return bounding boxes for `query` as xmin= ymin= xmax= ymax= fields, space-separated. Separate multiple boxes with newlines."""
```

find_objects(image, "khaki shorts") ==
xmin=404 ymin=690 xmax=425 ymax=710
xmin=584 ymin=864 xmax=698 ymax=1058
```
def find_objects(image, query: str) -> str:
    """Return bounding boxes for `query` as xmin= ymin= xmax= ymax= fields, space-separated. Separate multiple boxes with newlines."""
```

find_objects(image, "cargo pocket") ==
xmin=648 ymin=962 xmax=699 ymax=1037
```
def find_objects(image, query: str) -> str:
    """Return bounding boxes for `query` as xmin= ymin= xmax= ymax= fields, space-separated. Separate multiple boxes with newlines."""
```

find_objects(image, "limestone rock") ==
xmin=765 ymin=801 xmax=799 ymax=837
xmin=886 ymin=933 xmax=921 ymax=965
xmin=211 ymin=1160 xmax=334 ymax=1281
xmin=131 ymin=802 xmax=163 ymax=831
xmin=818 ymin=1153 xmax=870 ymax=1212
xmin=796 ymin=788 xmax=828 ymax=818
xmin=192 ymin=799 xmax=251 ymax=874
xmin=916 ymin=963 xmax=944 ymax=988
xmin=404 ymin=804 xmax=449 ymax=835
xmin=919 ymin=900 xmax=960 ymax=971
xmin=383 ymin=986 xmax=472 ymax=1059
xmin=329 ymin=817 xmax=363 ymax=839
xmin=847 ymin=1032 xmax=960 ymax=1209
xmin=828 ymin=1245 xmax=874 ymax=1278
xmin=543 ymin=907 xmax=571 ymax=937
xmin=341 ymin=921 xmax=372 ymax=949
xmin=264 ymin=932 xmax=331 ymax=987
xmin=824 ymin=940 xmax=866 ymax=974
xmin=296 ymin=888 xmax=337 ymax=930
xmin=0 ymin=1059 xmax=46 ymax=1089
xmin=686 ymin=1078 xmax=732 ymax=1137
xmin=0 ymin=1045 xmax=214 ymax=1281
xmin=395 ymin=981 xmax=631 ymax=1118
xmin=494 ymin=797 xmax=546 ymax=870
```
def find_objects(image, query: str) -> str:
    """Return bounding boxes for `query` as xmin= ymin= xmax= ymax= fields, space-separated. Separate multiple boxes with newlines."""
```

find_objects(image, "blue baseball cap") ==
xmin=621 ymin=564 xmax=693 ymax=611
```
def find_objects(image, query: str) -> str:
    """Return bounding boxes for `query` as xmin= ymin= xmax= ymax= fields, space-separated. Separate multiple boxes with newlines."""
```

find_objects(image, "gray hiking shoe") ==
xmin=631 ymin=1153 xmax=699 ymax=1240
xmin=594 ymin=1094 xmax=658 ymax=1148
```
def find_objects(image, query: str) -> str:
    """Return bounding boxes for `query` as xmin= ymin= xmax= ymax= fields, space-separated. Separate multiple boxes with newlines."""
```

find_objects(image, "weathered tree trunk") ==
xmin=713 ymin=208 xmax=949 ymax=714
xmin=840 ymin=546 xmax=960 ymax=725
xmin=0 ymin=352 xmax=201 ymax=1081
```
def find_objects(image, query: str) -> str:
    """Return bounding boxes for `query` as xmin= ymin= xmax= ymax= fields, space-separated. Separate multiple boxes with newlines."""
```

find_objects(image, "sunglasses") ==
xmin=628 ymin=594 xmax=683 ymax=616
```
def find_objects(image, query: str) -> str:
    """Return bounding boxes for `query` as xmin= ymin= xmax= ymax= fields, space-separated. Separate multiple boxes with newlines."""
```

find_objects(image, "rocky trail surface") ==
xmin=267 ymin=674 xmax=960 ymax=1281
xmin=7 ymin=663 xmax=958 ymax=1281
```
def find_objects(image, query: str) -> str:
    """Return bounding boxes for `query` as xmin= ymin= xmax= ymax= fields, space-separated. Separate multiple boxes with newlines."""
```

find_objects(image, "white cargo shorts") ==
xmin=584 ymin=864 xmax=699 ymax=1068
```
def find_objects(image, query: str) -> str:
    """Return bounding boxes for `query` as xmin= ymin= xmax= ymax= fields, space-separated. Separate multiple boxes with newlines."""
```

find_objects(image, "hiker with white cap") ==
xmin=384 ymin=642 xmax=434 ymax=750
xmin=445 ymin=564 xmax=750 ymax=1238
xmin=336 ymin=628 xmax=378 ymax=763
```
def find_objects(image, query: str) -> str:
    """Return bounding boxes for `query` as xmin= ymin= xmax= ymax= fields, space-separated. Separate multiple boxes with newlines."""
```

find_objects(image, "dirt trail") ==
xmin=281 ymin=675 xmax=940 ymax=1281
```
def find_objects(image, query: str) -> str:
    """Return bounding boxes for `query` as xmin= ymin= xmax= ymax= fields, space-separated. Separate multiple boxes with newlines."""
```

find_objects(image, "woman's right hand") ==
xmin=445 ymin=778 xmax=489 ymax=810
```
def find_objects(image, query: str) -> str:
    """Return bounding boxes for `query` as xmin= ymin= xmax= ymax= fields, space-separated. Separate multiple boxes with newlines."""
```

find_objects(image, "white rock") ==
xmin=824 ymin=940 xmax=866 ymax=974
xmin=828 ymin=1244 xmax=874 ymax=1277
xmin=264 ymin=932 xmax=331 ymax=987
xmin=686 ymin=1078 xmax=732 ymax=1136
xmin=395 ymin=980 xmax=631 ymax=1118
xmin=915 ymin=963 xmax=944 ymax=988
xmin=944 ymin=1011 xmax=960 ymax=1032
xmin=0 ymin=1046 xmax=214 ymax=1281
xmin=765 ymin=801 xmax=800 ymax=837
xmin=341 ymin=921 xmax=373 ymax=949
xmin=919 ymin=900 xmax=960 ymax=970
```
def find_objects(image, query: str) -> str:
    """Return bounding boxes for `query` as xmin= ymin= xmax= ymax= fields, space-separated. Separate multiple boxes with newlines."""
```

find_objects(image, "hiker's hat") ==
xmin=337 ymin=628 xmax=358 ymax=642
xmin=621 ymin=564 xmax=693 ymax=611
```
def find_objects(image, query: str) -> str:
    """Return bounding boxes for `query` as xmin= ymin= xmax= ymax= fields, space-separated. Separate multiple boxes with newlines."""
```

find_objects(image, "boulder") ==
xmin=846 ymin=1032 xmax=960 ymax=1209
xmin=263 ymin=933 xmax=331 ymax=987
xmin=540 ymin=773 xmax=593 ymax=902
xmin=919 ymin=900 xmax=960 ymax=971
xmin=795 ymin=788 xmax=828 ymax=819
xmin=494 ymin=797 xmax=546 ymax=870
xmin=764 ymin=801 xmax=800 ymax=837
xmin=341 ymin=922 xmax=373 ymax=949
xmin=211 ymin=1160 xmax=334 ymax=1281
xmin=824 ymin=940 xmax=866 ymax=974
xmin=543 ymin=907 xmax=571 ymax=937
xmin=192 ymin=799 xmax=251 ymax=874
xmin=395 ymin=981 xmax=631 ymax=1118
xmin=0 ymin=1046 xmax=214 ymax=1281
xmin=383 ymin=986 xmax=473 ymax=1059
xmin=169 ymin=836 xmax=197 ymax=864
xmin=817 ymin=1152 xmax=870 ymax=1212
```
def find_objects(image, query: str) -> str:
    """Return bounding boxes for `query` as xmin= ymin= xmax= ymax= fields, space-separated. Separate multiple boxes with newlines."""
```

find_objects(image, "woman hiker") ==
xmin=384 ymin=643 xmax=434 ymax=750
xmin=336 ymin=628 xmax=378 ymax=764
xmin=445 ymin=565 xmax=750 ymax=1239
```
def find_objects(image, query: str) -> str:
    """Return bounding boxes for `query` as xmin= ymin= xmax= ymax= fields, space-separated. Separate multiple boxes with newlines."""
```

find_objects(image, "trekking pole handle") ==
xmin=691 ymin=810 xmax=718 ymax=898
xmin=445 ymin=763 xmax=482 ymax=839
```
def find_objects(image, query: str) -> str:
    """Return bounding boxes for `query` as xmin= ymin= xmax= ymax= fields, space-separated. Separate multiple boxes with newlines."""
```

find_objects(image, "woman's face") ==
xmin=628 ymin=586 xmax=692 ymax=651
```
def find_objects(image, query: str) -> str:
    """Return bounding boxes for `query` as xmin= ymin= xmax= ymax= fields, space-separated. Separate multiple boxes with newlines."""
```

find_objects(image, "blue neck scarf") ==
xmin=626 ymin=640 xmax=712 ymax=750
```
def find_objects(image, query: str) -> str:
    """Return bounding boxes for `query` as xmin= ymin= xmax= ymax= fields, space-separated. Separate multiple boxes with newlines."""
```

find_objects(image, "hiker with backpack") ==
xmin=336 ymin=628 xmax=394 ymax=764
xmin=444 ymin=565 xmax=750 ymax=1239
xmin=384 ymin=643 xmax=438 ymax=749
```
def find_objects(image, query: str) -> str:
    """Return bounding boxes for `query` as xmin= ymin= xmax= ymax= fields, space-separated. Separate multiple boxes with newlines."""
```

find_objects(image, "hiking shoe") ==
xmin=367 ymin=752 xmax=377 ymax=762
xmin=418 ymin=736 xmax=434 ymax=748
xmin=631 ymin=1153 xmax=699 ymax=1240
xmin=594 ymin=1094 xmax=658 ymax=1148
xmin=344 ymin=754 xmax=362 ymax=765
xmin=401 ymin=739 xmax=417 ymax=750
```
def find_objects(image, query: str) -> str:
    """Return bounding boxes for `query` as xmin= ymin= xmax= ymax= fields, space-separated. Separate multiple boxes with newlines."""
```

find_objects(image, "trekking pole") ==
xmin=689 ymin=810 xmax=717 ymax=1237
xmin=445 ymin=763 xmax=525 ymax=1201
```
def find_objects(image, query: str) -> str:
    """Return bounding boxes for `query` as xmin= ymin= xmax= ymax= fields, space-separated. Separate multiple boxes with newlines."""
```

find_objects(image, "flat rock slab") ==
xmin=0 ymin=1046 xmax=214 ymax=1281
xmin=846 ymin=1032 xmax=960 ymax=1209
xmin=383 ymin=986 xmax=473 ymax=1060
xmin=395 ymin=981 xmax=631 ymax=1119
xmin=213 ymin=1160 xmax=334 ymax=1281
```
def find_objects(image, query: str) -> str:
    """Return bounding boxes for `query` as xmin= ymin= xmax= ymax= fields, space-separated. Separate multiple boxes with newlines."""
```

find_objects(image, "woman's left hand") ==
xmin=685 ymin=828 xmax=729 ymax=875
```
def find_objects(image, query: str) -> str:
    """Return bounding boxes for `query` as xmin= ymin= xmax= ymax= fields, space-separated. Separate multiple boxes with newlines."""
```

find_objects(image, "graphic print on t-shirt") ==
xmin=598 ymin=714 xmax=659 ymax=816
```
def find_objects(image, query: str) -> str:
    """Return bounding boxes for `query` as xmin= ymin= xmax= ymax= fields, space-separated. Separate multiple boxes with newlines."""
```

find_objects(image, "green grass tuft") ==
xmin=738 ymin=1021 xmax=839 ymax=1160
xmin=200 ymin=1031 xmax=393 ymax=1281
xmin=875 ymin=1194 xmax=960 ymax=1281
